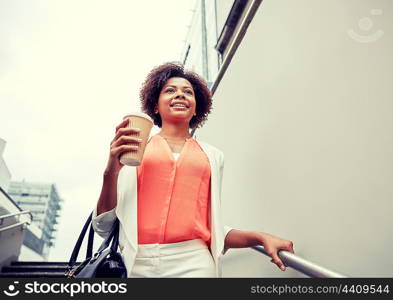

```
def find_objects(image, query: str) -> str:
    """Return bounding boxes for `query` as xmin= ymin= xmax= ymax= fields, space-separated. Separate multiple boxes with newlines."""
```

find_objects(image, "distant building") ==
xmin=8 ymin=181 xmax=62 ymax=259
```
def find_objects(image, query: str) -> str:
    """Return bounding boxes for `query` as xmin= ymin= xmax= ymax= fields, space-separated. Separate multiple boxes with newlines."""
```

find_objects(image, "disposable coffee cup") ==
xmin=119 ymin=112 xmax=153 ymax=166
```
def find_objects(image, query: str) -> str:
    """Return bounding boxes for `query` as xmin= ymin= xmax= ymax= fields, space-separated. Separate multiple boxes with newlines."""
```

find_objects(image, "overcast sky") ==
xmin=0 ymin=0 xmax=195 ymax=261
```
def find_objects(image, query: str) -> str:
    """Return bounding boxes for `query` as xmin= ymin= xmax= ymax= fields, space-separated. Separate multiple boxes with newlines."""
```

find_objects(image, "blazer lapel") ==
xmin=116 ymin=135 xmax=154 ymax=252
xmin=116 ymin=166 xmax=138 ymax=252
xmin=196 ymin=140 xmax=225 ymax=276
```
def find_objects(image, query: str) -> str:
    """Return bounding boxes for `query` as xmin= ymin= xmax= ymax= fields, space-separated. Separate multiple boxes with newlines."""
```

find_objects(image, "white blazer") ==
xmin=91 ymin=137 xmax=232 ymax=277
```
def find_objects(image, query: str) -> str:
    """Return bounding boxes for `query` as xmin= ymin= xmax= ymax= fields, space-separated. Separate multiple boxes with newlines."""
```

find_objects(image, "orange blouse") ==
xmin=136 ymin=135 xmax=211 ymax=245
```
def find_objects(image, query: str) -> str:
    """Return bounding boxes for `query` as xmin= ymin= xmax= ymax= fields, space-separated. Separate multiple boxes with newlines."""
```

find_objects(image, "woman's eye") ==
xmin=185 ymin=90 xmax=193 ymax=95
xmin=166 ymin=89 xmax=175 ymax=93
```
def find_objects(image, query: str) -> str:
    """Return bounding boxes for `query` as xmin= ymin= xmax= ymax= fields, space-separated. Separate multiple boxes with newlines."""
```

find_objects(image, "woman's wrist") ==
xmin=104 ymin=155 xmax=122 ymax=177
xmin=249 ymin=231 xmax=268 ymax=246
xmin=103 ymin=168 xmax=120 ymax=178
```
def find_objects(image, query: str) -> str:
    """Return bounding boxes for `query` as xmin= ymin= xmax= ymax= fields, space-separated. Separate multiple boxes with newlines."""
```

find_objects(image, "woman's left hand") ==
xmin=256 ymin=232 xmax=294 ymax=271
xmin=224 ymin=229 xmax=294 ymax=271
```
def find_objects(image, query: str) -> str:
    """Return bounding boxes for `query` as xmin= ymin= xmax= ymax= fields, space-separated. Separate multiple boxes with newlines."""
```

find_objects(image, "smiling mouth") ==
xmin=171 ymin=106 xmax=188 ymax=111
xmin=170 ymin=103 xmax=189 ymax=110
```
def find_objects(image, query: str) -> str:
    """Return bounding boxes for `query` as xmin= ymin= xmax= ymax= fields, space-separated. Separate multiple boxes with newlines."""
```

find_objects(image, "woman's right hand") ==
xmin=104 ymin=118 xmax=142 ymax=176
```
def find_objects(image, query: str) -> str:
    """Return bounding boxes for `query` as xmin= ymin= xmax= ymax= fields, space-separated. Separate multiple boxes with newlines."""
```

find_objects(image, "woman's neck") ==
xmin=158 ymin=122 xmax=191 ymax=140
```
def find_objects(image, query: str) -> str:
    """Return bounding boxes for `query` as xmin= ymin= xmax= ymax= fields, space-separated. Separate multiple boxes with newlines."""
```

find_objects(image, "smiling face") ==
xmin=155 ymin=77 xmax=197 ymax=127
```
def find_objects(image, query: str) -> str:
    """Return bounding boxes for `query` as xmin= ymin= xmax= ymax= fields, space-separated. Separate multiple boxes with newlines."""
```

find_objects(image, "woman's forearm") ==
xmin=223 ymin=229 xmax=294 ymax=271
xmin=224 ymin=229 xmax=264 ymax=249
xmin=96 ymin=172 xmax=119 ymax=216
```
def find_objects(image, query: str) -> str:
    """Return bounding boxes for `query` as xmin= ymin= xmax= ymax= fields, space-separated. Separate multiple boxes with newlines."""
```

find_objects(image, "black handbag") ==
xmin=65 ymin=212 xmax=127 ymax=278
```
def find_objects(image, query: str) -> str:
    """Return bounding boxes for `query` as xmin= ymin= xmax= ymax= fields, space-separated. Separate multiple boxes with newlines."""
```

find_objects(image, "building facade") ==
xmin=8 ymin=181 xmax=62 ymax=259
xmin=181 ymin=0 xmax=233 ymax=83
xmin=181 ymin=0 xmax=251 ymax=84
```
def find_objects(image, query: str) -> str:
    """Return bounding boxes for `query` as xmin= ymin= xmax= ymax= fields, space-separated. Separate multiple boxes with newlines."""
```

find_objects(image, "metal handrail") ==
xmin=0 ymin=185 xmax=34 ymax=224
xmin=0 ymin=221 xmax=29 ymax=234
xmin=0 ymin=210 xmax=33 ymax=222
xmin=0 ymin=185 xmax=24 ymax=211
xmin=252 ymin=245 xmax=347 ymax=278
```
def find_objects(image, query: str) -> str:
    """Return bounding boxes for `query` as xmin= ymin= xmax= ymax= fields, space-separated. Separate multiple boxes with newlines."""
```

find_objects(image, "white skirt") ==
xmin=130 ymin=239 xmax=216 ymax=278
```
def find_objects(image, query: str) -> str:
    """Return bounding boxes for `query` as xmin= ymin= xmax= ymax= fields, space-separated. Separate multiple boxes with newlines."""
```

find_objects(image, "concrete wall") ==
xmin=0 ymin=205 xmax=25 ymax=268
xmin=0 ymin=138 xmax=11 ymax=191
xmin=197 ymin=0 xmax=393 ymax=277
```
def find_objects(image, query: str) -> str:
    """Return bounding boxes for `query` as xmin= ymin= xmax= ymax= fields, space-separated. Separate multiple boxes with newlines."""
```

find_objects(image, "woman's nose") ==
xmin=174 ymin=90 xmax=185 ymax=98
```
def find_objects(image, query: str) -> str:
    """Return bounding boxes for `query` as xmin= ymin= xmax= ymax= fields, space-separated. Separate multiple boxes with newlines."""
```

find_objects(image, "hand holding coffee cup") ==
xmin=106 ymin=113 xmax=153 ymax=174
xmin=106 ymin=119 xmax=141 ymax=174
xmin=118 ymin=113 xmax=153 ymax=166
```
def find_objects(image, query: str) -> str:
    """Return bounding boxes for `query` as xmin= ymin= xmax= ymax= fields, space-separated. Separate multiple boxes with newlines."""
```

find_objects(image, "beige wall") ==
xmin=197 ymin=0 xmax=393 ymax=277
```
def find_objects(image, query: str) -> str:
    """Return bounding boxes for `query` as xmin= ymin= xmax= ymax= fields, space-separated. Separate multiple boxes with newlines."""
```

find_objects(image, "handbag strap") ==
xmin=86 ymin=223 xmax=95 ymax=259
xmin=110 ymin=219 xmax=120 ymax=252
xmin=68 ymin=212 xmax=120 ymax=268
xmin=68 ymin=212 xmax=92 ymax=267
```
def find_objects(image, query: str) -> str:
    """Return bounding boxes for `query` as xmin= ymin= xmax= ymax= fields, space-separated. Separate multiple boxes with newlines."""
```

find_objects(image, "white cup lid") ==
xmin=123 ymin=112 xmax=153 ymax=124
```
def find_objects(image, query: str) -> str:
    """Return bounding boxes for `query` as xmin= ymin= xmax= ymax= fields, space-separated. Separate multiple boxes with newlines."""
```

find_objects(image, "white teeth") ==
xmin=172 ymin=104 xmax=187 ymax=108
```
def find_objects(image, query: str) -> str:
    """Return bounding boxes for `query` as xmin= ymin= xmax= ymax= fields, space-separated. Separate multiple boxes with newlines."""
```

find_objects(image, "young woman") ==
xmin=92 ymin=62 xmax=294 ymax=277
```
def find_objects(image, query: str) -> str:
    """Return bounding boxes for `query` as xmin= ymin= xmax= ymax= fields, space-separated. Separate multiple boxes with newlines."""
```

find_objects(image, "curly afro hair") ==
xmin=139 ymin=62 xmax=212 ymax=129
